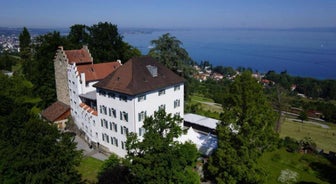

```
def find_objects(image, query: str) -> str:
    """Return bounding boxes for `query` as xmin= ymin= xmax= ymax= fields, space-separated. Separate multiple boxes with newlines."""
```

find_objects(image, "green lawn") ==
xmin=77 ymin=157 xmax=104 ymax=183
xmin=189 ymin=95 xmax=223 ymax=115
xmin=259 ymin=148 xmax=336 ymax=184
xmin=280 ymin=119 xmax=336 ymax=152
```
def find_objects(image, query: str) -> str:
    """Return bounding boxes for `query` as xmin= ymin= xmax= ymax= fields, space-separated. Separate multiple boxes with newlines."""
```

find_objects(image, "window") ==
xmin=138 ymin=111 xmax=147 ymax=122
xmin=102 ymin=133 xmax=109 ymax=143
xmin=100 ymin=105 xmax=107 ymax=115
xmin=139 ymin=127 xmax=146 ymax=136
xmin=110 ymin=136 xmax=114 ymax=145
xmin=174 ymin=85 xmax=180 ymax=91
xmin=120 ymin=126 xmax=129 ymax=135
xmin=113 ymin=123 xmax=118 ymax=132
xmin=115 ymin=138 xmax=118 ymax=147
xmin=120 ymin=111 xmax=128 ymax=122
xmin=138 ymin=95 xmax=146 ymax=102
xmin=101 ymin=119 xmax=108 ymax=128
xmin=158 ymin=104 xmax=166 ymax=111
xmin=104 ymin=119 xmax=108 ymax=128
xmin=121 ymin=141 xmax=127 ymax=150
xmin=109 ymin=122 xmax=112 ymax=130
xmin=109 ymin=108 xmax=116 ymax=118
xmin=106 ymin=134 xmax=109 ymax=143
xmin=158 ymin=89 xmax=165 ymax=96
xmin=174 ymin=99 xmax=181 ymax=108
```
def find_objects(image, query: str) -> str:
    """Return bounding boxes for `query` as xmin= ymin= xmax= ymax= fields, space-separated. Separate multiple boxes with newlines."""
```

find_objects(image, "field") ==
xmin=280 ymin=119 xmax=336 ymax=153
xmin=77 ymin=157 xmax=104 ymax=183
xmin=259 ymin=148 xmax=336 ymax=184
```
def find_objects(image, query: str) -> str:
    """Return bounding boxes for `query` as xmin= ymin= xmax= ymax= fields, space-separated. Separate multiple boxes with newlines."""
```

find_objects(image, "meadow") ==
xmin=77 ymin=157 xmax=103 ymax=183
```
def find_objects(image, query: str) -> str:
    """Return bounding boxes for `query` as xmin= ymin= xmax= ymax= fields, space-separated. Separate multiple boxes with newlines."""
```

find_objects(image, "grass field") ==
xmin=189 ymin=95 xmax=223 ymax=119
xmin=190 ymin=96 xmax=223 ymax=112
xmin=280 ymin=119 xmax=336 ymax=153
xmin=259 ymin=148 xmax=336 ymax=184
xmin=77 ymin=157 xmax=104 ymax=183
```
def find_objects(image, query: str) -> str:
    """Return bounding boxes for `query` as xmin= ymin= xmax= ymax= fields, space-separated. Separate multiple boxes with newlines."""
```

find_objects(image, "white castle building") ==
xmin=53 ymin=46 xmax=184 ymax=157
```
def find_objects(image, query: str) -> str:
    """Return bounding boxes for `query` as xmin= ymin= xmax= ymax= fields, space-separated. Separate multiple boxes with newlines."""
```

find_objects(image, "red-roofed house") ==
xmin=41 ymin=101 xmax=70 ymax=129
xmin=93 ymin=56 xmax=185 ymax=156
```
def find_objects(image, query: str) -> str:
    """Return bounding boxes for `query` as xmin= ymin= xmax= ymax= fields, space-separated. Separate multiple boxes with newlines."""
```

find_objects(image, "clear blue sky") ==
xmin=1 ymin=0 xmax=335 ymax=29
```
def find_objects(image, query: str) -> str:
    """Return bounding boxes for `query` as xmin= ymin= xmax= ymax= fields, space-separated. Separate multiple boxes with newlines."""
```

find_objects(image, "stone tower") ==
xmin=53 ymin=45 xmax=93 ymax=105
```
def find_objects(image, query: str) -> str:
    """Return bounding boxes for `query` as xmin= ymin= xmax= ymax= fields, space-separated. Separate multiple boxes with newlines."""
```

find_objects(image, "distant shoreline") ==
xmin=1 ymin=27 xmax=335 ymax=79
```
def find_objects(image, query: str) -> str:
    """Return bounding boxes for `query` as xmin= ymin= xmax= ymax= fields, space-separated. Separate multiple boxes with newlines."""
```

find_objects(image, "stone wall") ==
xmin=54 ymin=47 xmax=70 ymax=105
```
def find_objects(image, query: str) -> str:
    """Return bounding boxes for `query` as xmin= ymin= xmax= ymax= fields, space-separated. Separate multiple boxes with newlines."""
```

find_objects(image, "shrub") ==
xmin=283 ymin=136 xmax=299 ymax=152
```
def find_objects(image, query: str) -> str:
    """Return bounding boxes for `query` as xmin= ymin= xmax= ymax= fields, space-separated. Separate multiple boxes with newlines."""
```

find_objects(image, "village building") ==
xmin=41 ymin=101 xmax=70 ymax=130
xmin=93 ymin=56 xmax=185 ymax=156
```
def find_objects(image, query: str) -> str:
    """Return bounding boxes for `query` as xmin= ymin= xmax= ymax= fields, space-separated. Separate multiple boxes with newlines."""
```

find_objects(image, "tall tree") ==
xmin=19 ymin=27 xmax=31 ymax=51
xmin=207 ymin=71 xmax=278 ymax=184
xmin=68 ymin=24 xmax=90 ymax=49
xmin=19 ymin=27 xmax=32 ymax=74
xmin=125 ymin=109 xmax=200 ymax=183
xmin=88 ymin=22 xmax=124 ymax=63
xmin=148 ymin=33 xmax=193 ymax=77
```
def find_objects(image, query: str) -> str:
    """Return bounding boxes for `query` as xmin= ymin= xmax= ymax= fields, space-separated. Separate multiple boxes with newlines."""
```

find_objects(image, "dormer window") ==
xmin=146 ymin=65 xmax=158 ymax=77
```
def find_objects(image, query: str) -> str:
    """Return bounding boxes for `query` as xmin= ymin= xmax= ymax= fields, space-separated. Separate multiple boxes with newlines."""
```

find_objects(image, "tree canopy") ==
xmin=125 ymin=109 xmax=200 ymax=183
xmin=206 ymin=71 xmax=278 ymax=184
xmin=148 ymin=33 xmax=194 ymax=77
xmin=68 ymin=24 xmax=90 ymax=48
xmin=0 ymin=73 xmax=83 ymax=183
xmin=67 ymin=22 xmax=141 ymax=63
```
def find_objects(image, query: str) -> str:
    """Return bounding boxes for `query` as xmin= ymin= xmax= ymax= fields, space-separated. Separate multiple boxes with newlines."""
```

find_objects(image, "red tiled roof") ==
xmin=41 ymin=101 xmax=70 ymax=122
xmin=64 ymin=48 xmax=92 ymax=64
xmin=94 ymin=56 xmax=185 ymax=95
xmin=77 ymin=62 xmax=121 ymax=82
xmin=79 ymin=102 xmax=98 ymax=116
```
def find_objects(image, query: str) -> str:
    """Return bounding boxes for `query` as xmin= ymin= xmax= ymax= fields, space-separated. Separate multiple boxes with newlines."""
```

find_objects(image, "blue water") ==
xmin=123 ymin=29 xmax=336 ymax=79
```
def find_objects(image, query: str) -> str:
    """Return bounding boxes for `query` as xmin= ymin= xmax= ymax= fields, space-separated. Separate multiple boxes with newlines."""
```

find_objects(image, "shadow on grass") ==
xmin=297 ymin=182 xmax=318 ymax=184
xmin=309 ymin=161 xmax=336 ymax=183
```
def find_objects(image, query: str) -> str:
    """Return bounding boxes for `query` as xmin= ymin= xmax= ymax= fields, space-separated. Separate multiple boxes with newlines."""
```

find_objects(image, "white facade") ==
xmin=96 ymin=84 xmax=184 ymax=157
xmin=64 ymin=57 xmax=185 ymax=157
xmin=68 ymin=63 xmax=99 ymax=143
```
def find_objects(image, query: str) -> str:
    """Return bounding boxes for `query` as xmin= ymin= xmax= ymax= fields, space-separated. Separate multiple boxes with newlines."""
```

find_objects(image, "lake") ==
xmin=123 ymin=29 xmax=336 ymax=79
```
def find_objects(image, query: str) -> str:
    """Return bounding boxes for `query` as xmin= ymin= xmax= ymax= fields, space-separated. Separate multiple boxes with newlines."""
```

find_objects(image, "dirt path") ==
xmin=288 ymin=118 xmax=330 ymax=129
